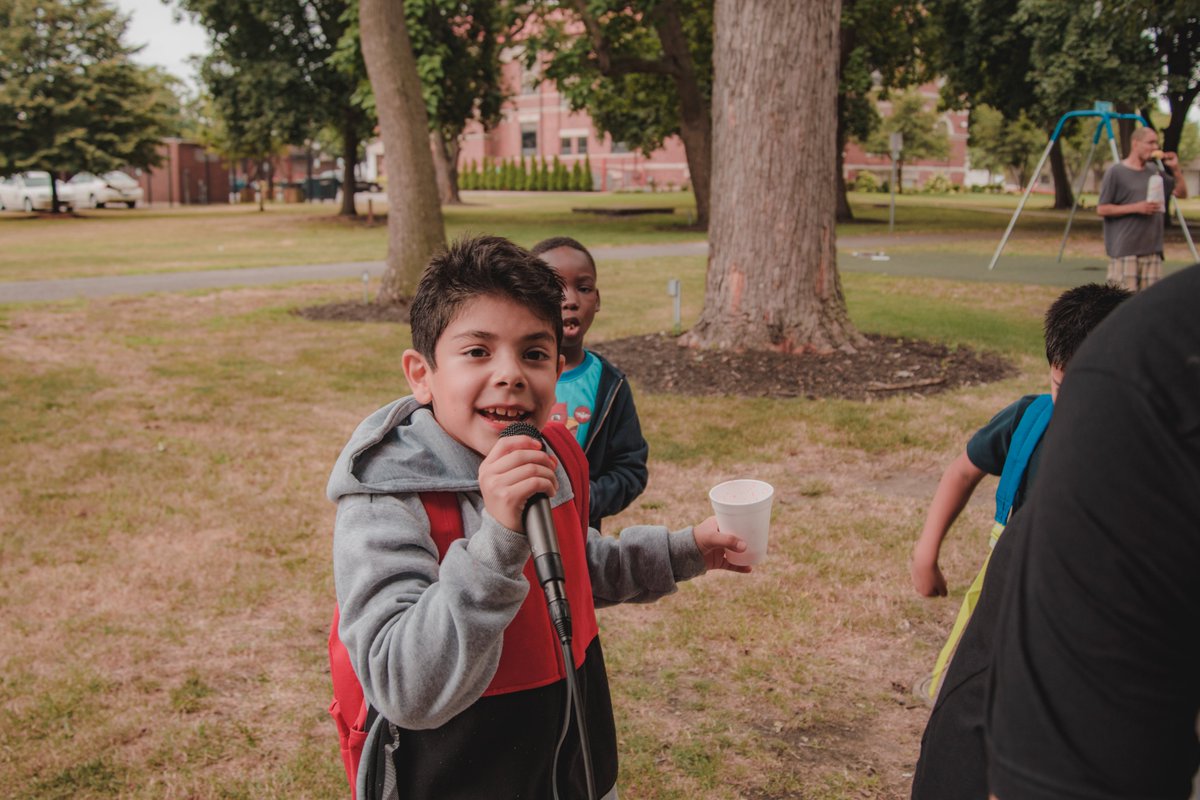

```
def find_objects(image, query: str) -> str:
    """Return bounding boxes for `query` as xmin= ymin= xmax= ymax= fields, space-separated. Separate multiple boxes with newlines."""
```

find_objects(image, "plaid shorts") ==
xmin=1107 ymin=254 xmax=1162 ymax=291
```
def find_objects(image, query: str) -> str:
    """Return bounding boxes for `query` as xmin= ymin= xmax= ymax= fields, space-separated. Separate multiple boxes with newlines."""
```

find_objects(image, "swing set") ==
xmin=987 ymin=102 xmax=1198 ymax=271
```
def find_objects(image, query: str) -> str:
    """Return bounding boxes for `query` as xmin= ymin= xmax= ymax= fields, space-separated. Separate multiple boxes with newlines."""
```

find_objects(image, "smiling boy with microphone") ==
xmin=328 ymin=235 xmax=749 ymax=800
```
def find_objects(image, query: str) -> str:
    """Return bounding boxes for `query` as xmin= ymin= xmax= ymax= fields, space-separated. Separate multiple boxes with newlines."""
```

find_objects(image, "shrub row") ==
xmin=461 ymin=155 xmax=595 ymax=192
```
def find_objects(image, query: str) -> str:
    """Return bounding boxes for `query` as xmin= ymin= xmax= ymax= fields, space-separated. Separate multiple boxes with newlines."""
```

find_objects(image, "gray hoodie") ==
xmin=328 ymin=396 xmax=707 ymax=797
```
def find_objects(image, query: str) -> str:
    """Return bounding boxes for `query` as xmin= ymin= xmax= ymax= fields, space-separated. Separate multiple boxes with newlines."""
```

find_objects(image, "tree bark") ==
xmin=430 ymin=130 xmax=462 ymax=205
xmin=651 ymin=1 xmax=711 ymax=229
xmin=1048 ymin=136 xmax=1073 ymax=210
xmin=1163 ymin=88 xmax=1200 ymax=154
xmin=571 ymin=0 xmax=711 ymax=228
xmin=684 ymin=0 xmax=862 ymax=354
xmin=49 ymin=171 xmax=61 ymax=214
xmin=340 ymin=110 xmax=359 ymax=217
xmin=360 ymin=0 xmax=446 ymax=303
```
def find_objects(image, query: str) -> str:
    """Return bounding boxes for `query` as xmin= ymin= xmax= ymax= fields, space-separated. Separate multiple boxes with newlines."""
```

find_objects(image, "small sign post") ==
xmin=667 ymin=279 xmax=682 ymax=335
xmin=889 ymin=132 xmax=903 ymax=234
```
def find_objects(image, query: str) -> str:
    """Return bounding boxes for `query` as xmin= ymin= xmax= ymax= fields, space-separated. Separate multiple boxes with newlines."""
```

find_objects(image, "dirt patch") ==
xmin=291 ymin=302 xmax=1014 ymax=400
xmin=293 ymin=298 xmax=411 ymax=323
xmin=592 ymin=333 xmax=1014 ymax=400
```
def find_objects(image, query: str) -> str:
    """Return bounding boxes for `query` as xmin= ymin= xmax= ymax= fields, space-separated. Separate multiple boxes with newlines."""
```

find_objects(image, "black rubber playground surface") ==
xmin=840 ymin=247 xmax=1193 ymax=287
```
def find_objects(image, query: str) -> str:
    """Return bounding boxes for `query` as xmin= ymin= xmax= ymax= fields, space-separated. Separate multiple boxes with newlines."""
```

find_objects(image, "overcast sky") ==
xmin=112 ymin=0 xmax=210 ymax=91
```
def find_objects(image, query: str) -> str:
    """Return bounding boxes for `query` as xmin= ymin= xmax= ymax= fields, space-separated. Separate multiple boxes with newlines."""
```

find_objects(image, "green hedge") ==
xmin=458 ymin=155 xmax=595 ymax=192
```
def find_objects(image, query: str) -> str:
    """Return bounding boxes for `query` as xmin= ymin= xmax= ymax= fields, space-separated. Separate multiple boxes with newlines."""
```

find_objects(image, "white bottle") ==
xmin=1147 ymin=173 xmax=1165 ymax=206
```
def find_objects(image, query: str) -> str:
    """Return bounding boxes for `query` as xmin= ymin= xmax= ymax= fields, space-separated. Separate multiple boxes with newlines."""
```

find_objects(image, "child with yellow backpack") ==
xmin=912 ymin=283 xmax=1132 ymax=694
xmin=908 ymin=282 xmax=1130 ymax=799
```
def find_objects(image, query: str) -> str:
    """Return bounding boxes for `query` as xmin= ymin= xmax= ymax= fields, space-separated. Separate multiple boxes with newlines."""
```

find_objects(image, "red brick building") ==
xmin=365 ymin=55 xmax=692 ymax=192
xmin=137 ymin=138 xmax=231 ymax=206
xmin=364 ymin=75 xmax=972 ymax=195
xmin=842 ymin=84 xmax=971 ymax=190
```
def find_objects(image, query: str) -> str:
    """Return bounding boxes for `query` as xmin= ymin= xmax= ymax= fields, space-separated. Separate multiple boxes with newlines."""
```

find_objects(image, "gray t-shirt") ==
xmin=1098 ymin=162 xmax=1174 ymax=258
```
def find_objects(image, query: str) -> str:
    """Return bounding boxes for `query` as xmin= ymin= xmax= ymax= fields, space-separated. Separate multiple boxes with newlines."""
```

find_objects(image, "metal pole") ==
xmin=889 ymin=159 xmax=897 ymax=233
xmin=1175 ymin=202 xmax=1199 ymax=262
xmin=1057 ymin=127 xmax=1100 ymax=262
xmin=987 ymin=138 xmax=1056 ymax=271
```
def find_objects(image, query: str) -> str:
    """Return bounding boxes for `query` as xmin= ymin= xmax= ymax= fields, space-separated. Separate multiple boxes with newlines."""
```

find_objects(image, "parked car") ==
xmin=64 ymin=170 xmax=144 ymax=209
xmin=0 ymin=171 xmax=73 ymax=212
xmin=317 ymin=169 xmax=383 ymax=194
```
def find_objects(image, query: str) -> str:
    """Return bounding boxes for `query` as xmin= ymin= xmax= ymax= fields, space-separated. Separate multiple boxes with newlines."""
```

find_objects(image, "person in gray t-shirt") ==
xmin=1097 ymin=126 xmax=1187 ymax=291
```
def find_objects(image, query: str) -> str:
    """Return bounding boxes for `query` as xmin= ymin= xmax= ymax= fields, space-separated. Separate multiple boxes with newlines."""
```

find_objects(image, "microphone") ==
xmin=499 ymin=422 xmax=572 ymax=646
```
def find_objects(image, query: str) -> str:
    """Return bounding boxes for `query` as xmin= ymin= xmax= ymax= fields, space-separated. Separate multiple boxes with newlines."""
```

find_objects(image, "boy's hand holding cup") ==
xmin=691 ymin=516 xmax=753 ymax=573
xmin=708 ymin=479 xmax=775 ymax=567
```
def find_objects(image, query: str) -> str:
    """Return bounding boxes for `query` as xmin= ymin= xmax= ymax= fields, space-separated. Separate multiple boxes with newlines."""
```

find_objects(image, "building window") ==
xmin=560 ymin=136 xmax=573 ymax=155
xmin=521 ymin=124 xmax=538 ymax=157
xmin=611 ymin=140 xmax=629 ymax=154
xmin=576 ymin=137 xmax=588 ymax=155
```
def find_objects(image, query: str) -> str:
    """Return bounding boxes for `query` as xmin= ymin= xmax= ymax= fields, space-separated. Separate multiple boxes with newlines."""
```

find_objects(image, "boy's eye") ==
xmin=465 ymin=347 xmax=489 ymax=358
xmin=525 ymin=349 xmax=551 ymax=362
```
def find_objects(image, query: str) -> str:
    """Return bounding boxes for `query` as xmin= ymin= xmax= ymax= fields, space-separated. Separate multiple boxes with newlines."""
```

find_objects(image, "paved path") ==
xmin=0 ymin=231 xmax=1086 ymax=304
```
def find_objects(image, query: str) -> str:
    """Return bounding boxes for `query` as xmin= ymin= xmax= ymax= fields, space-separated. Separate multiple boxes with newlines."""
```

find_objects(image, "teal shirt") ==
xmin=552 ymin=351 xmax=602 ymax=446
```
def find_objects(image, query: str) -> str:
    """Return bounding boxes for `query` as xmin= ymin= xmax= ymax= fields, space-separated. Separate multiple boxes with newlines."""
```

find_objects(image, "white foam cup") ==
xmin=708 ymin=479 xmax=774 ymax=566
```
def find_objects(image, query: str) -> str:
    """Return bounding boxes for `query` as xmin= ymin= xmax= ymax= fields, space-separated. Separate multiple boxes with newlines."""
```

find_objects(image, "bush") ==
xmin=551 ymin=156 xmax=568 ymax=191
xmin=582 ymin=156 xmax=594 ymax=191
xmin=852 ymin=172 xmax=880 ymax=192
xmin=514 ymin=157 xmax=526 ymax=191
xmin=922 ymin=173 xmax=953 ymax=194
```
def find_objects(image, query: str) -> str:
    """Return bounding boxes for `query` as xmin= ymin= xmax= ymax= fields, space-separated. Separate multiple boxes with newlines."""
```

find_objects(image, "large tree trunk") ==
xmin=1048 ymin=137 xmax=1073 ymax=210
xmin=652 ymin=0 xmax=711 ymax=229
xmin=49 ymin=172 xmax=61 ymax=214
xmin=430 ymin=130 xmax=462 ymax=205
xmin=684 ymin=0 xmax=862 ymax=354
xmin=1163 ymin=88 xmax=1200 ymax=154
xmin=360 ymin=0 xmax=446 ymax=303
xmin=340 ymin=111 xmax=359 ymax=217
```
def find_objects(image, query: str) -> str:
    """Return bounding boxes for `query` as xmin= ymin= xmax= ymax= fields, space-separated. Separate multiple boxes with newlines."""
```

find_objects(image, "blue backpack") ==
xmin=928 ymin=394 xmax=1053 ymax=698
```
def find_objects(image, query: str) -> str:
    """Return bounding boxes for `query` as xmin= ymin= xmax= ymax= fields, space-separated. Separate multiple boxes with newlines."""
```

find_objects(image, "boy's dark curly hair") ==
xmin=409 ymin=235 xmax=564 ymax=367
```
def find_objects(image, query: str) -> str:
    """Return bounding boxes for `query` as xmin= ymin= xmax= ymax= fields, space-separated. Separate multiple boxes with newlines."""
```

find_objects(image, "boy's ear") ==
xmin=595 ymin=287 xmax=600 ymax=312
xmin=402 ymin=349 xmax=434 ymax=405
xmin=557 ymin=353 xmax=566 ymax=378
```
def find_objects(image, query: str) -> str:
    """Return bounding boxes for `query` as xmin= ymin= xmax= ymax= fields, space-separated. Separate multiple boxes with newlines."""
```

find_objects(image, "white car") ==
xmin=65 ymin=170 xmax=144 ymax=209
xmin=0 ymin=171 xmax=73 ymax=212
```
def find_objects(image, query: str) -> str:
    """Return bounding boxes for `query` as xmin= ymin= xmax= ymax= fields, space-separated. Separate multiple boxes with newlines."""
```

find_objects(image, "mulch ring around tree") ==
xmin=590 ymin=334 xmax=1015 ymax=401
xmin=292 ymin=301 xmax=1015 ymax=400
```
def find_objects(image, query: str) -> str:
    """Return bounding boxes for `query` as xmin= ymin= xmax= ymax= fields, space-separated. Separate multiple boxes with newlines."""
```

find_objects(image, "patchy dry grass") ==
xmin=0 ymin=262 xmax=1059 ymax=798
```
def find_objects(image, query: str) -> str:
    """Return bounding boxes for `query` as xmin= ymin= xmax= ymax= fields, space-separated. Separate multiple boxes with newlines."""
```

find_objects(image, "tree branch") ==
xmin=566 ymin=0 xmax=675 ymax=78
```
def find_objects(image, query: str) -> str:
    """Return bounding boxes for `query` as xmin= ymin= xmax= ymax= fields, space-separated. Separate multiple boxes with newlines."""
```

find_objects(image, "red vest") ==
xmin=328 ymin=422 xmax=595 ymax=798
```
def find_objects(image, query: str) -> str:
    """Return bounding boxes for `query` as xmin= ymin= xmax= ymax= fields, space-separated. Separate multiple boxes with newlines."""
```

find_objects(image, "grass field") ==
xmin=0 ymin=192 xmax=1182 ymax=797
xmin=4 ymin=189 xmax=1198 ymax=284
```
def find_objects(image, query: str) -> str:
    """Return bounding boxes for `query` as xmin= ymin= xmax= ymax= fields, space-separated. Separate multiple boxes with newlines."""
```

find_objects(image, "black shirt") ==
xmin=986 ymin=264 xmax=1200 ymax=799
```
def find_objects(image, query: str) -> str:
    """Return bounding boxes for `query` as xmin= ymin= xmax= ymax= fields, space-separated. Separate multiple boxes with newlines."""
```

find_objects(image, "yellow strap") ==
xmin=927 ymin=521 xmax=1005 ymax=699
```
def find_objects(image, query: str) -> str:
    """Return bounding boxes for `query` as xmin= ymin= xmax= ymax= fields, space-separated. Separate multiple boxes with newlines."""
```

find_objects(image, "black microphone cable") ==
xmin=499 ymin=422 xmax=597 ymax=800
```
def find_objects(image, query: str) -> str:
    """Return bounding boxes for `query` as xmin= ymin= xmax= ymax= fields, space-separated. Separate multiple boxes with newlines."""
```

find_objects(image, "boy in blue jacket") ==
xmin=329 ymin=235 xmax=749 ymax=800
xmin=532 ymin=237 xmax=649 ymax=530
